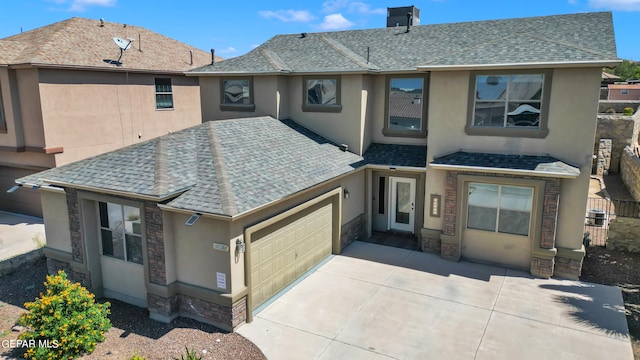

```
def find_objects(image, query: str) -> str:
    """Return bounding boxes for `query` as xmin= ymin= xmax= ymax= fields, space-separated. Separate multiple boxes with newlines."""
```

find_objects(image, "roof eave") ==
xmin=16 ymin=178 xmax=192 ymax=202
xmin=187 ymin=69 xmax=382 ymax=76
xmin=416 ymin=60 xmax=622 ymax=71
xmin=428 ymin=163 xmax=580 ymax=179
xmin=8 ymin=62 xmax=197 ymax=75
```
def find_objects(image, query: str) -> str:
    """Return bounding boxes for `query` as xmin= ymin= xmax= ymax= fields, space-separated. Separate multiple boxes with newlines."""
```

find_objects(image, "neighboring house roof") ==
xmin=602 ymin=72 xmax=621 ymax=80
xmin=19 ymin=117 xmax=413 ymax=217
xmin=189 ymin=12 xmax=618 ymax=75
xmin=608 ymin=84 xmax=640 ymax=90
xmin=0 ymin=17 xmax=220 ymax=72
xmin=429 ymin=151 xmax=580 ymax=178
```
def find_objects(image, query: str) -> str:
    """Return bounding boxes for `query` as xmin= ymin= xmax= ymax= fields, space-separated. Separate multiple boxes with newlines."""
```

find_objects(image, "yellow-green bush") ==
xmin=19 ymin=270 xmax=111 ymax=359
xmin=623 ymin=107 xmax=634 ymax=116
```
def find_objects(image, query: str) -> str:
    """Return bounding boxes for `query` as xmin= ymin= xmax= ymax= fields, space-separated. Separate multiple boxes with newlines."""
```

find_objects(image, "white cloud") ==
xmin=322 ymin=0 xmax=384 ymax=14
xmin=259 ymin=10 xmax=315 ymax=22
xmin=348 ymin=2 xmax=386 ymax=15
xmin=218 ymin=46 xmax=237 ymax=55
xmin=588 ymin=0 xmax=640 ymax=10
xmin=68 ymin=0 xmax=116 ymax=11
xmin=318 ymin=13 xmax=355 ymax=30
xmin=322 ymin=0 xmax=350 ymax=13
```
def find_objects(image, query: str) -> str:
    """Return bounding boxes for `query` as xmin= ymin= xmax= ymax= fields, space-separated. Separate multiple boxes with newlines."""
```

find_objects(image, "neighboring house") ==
xmin=17 ymin=11 xmax=618 ymax=332
xmin=0 ymin=17 xmax=217 ymax=216
xmin=608 ymin=84 xmax=640 ymax=100
xmin=602 ymin=71 xmax=621 ymax=85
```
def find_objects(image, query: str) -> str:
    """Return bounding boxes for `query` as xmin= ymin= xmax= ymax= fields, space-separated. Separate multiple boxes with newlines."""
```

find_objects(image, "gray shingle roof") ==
xmin=430 ymin=151 xmax=580 ymax=178
xmin=17 ymin=117 xmax=368 ymax=216
xmin=0 ymin=17 xmax=220 ymax=72
xmin=190 ymin=12 xmax=617 ymax=75
xmin=363 ymin=143 xmax=426 ymax=168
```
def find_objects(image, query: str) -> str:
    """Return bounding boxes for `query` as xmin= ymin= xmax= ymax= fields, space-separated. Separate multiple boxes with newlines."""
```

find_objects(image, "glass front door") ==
xmin=389 ymin=177 xmax=416 ymax=233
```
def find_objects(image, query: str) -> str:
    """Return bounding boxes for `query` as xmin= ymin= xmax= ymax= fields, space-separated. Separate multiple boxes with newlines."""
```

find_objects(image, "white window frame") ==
xmin=155 ymin=78 xmax=174 ymax=110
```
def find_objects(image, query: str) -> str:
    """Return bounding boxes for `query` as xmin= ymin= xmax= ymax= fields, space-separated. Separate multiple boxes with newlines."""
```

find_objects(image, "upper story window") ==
xmin=302 ymin=76 xmax=342 ymax=112
xmin=155 ymin=78 xmax=174 ymax=110
xmin=466 ymin=70 xmax=551 ymax=138
xmin=383 ymin=75 xmax=428 ymax=138
xmin=220 ymin=77 xmax=255 ymax=112
xmin=99 ymin=202 xmax=143 ymax=264
xmin=0 ymin=83 xmax=6 ymax=133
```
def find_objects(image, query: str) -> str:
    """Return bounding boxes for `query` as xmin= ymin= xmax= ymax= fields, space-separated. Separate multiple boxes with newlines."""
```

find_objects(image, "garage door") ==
xmin=250 ymin=201 xmax=333 ymax=309
xmin=0 ymin=166 xmax=43 ymax=217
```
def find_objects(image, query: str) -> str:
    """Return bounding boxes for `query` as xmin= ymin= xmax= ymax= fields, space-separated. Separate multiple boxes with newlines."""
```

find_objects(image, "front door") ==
xmin=389 ymin=177 xmax=416 ymax=233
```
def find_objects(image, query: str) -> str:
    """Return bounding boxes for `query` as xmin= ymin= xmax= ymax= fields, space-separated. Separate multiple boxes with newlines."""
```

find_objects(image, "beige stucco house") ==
xmin=17 ymin=12 xmax=619 ymax=332
xmin=0 ymin=17 xmax=217 ymax=216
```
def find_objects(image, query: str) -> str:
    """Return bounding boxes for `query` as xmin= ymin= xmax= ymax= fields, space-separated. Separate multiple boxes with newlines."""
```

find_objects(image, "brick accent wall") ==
xmin=148 ymin=292 xmax=247 ymax=331
xmin=530 ymin=257 xmax=554 ymax=278
xmin=66 ymin=189 xmax=84 ymax=264
xmin=541 ymin=178 xmax=560 ymax=249
xmin=46 ymin=258 xmax=91 ymax=288
xmin=554 ymin=256 xmax=583 ymax=279
xmin=421 ymin=235 xmax=441 ymax=253
xmin=441 ymin=243 xmax=459 ymax=259
xmin=145 ymin=201 xmax=166 ymax=285
xmin=443 ymin=171 xmax=458 ymax=237
xmin=340 ymin=214 xmax=364 ymax=250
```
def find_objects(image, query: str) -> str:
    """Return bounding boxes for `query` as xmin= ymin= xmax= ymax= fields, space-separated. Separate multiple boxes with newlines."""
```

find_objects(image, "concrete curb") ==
xmin=0 ymin=249 xmax=45 ymax=277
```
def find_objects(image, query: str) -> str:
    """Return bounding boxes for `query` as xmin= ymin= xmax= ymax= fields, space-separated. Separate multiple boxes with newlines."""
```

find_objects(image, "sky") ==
xmin=1 ymin=0 xmax=639 ymax=61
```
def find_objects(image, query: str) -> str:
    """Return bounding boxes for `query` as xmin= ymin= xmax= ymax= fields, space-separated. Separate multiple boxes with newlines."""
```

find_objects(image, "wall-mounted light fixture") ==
xmin=236 ymin=238 xmax=246 ymax=253
xmin=430 ymin=194 xmax=441 ymax=217
xmin=185 ymin=213 xmax=201 ymax=226
xmin=343 ymin=189 xmax=350 ymax=199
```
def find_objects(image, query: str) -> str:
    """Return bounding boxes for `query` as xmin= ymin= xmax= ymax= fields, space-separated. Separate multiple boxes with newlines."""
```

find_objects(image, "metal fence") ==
xmin=584 ymin=197 xmax=640 ymax=247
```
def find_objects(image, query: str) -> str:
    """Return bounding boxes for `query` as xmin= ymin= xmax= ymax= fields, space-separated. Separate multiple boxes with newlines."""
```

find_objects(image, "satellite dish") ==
xmin=113 ymin=37 xmax=133 ymax=50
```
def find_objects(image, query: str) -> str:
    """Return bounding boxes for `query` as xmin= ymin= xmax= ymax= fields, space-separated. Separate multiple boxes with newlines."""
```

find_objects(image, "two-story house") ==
xmin=16 ymin=11 xmax=619 ymax=332
xmin=0 ymin=17 xmax=217 ymax=216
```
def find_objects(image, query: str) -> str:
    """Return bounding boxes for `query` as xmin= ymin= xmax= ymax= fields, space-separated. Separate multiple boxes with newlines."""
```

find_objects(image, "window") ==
xmin=467 ymin=183 xmax=533 ymax=236
xmin=155 ymin=78 xmax=173 ymax=110
xmin=466 ymin=70 xmax=551 ymax=138
xmin=220 ymin=77 xmax=255 ymax=111
xmin=621 ymin=89 xmax=629 ymax=95
xmin=99 ymin=202 xmax=143 ymax=264
xmin=383 ymin=75 xmax=428 ymax=138
xmin=302 ymin=76 xmax=341 ymax=112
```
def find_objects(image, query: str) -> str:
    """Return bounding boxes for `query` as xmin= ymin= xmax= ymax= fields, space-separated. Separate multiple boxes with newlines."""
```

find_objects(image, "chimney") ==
xmin=386 ymin=6 xmax=420 ymax=28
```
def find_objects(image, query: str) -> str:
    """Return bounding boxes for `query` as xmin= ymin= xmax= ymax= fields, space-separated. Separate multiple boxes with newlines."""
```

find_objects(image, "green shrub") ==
xmin=19 ymin=270 xmax=111 ymax=359
xmin=623 ymin=107 xmax=634 ymax=116
xmin=130 ymin=354 xmax=146 ymax=360
xmin=174 ymin=347 xmax=202 ymax=360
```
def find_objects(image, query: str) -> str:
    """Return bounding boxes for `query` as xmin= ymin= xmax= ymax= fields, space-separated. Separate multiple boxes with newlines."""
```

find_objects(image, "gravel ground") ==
xmin=581 ymin=246 xmax=640 ymax=359
xmin=0 ymin=258 xmax=266 ymax=360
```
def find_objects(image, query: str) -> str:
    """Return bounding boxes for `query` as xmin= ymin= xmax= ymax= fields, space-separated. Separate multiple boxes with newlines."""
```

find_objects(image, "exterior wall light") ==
xmin=430 ymin=194 xmax=441 ymax=217
xmin=344 ymin=189 xmax=350 ymax=199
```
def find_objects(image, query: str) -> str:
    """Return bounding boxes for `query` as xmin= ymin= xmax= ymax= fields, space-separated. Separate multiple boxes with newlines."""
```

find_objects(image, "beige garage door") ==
xmin=0 ymin=166 xmax=43 ymax=217
xmin=251 ymin=201 xmax=333 ymax=309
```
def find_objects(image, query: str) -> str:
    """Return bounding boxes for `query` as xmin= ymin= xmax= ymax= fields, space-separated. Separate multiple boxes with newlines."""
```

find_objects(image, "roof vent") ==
xmin=99 ymin=18 xmax=104 ymax=27
xmin=339 ymin=144 xmax=349 ymax=152
xmin=387 ymin=6 xmax=420 ymax=28
xmin=300 ymin=32 xmax=307 ymax=38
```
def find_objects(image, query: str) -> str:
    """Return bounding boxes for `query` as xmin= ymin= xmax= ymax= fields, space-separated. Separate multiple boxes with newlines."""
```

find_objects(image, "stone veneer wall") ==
xmin=596 ymin=139 xmax=613 ymax=176
xmin=607 ymin=217 xmax=640 ymax=252
xmin=442 ymin=171 xmax=561 ymax=278
xmin=340 ymin=214 xmax=365 ymax=250
xmin=66 ymin=189 xmax=84 ymax=264
xmin=594 ymin=115 xmax=635 ymax=173
xmin=144 ymin=201 xmax=166 ymax=285
xmin=621 ymin=147 xmax=640 ymax=201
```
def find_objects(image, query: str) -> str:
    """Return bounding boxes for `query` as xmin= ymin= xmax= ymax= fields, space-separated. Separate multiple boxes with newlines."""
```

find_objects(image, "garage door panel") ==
xmin=251 ymin=201 xmax=333 ymax=309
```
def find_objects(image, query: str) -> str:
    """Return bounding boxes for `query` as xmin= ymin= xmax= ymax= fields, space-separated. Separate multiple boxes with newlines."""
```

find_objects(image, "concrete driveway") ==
xmin=238 ymin=241 xmax=633 ymax=360
xmin=0 ymin=211 xmax=45 ymax=261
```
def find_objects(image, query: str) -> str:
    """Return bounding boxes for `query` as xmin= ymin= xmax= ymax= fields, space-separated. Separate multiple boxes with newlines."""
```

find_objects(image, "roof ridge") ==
xmin=259 ymin=48 xmax=291 ymax=72
xmin=206 ymin=123 xmax=238 ymax=215
xmin=153 ymin=137 xmax=168 ymax=196
xmin=319 ymin=34 xmax=380 ymax=70
xmin=525 ymin=32 xmax=618 ymax=59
